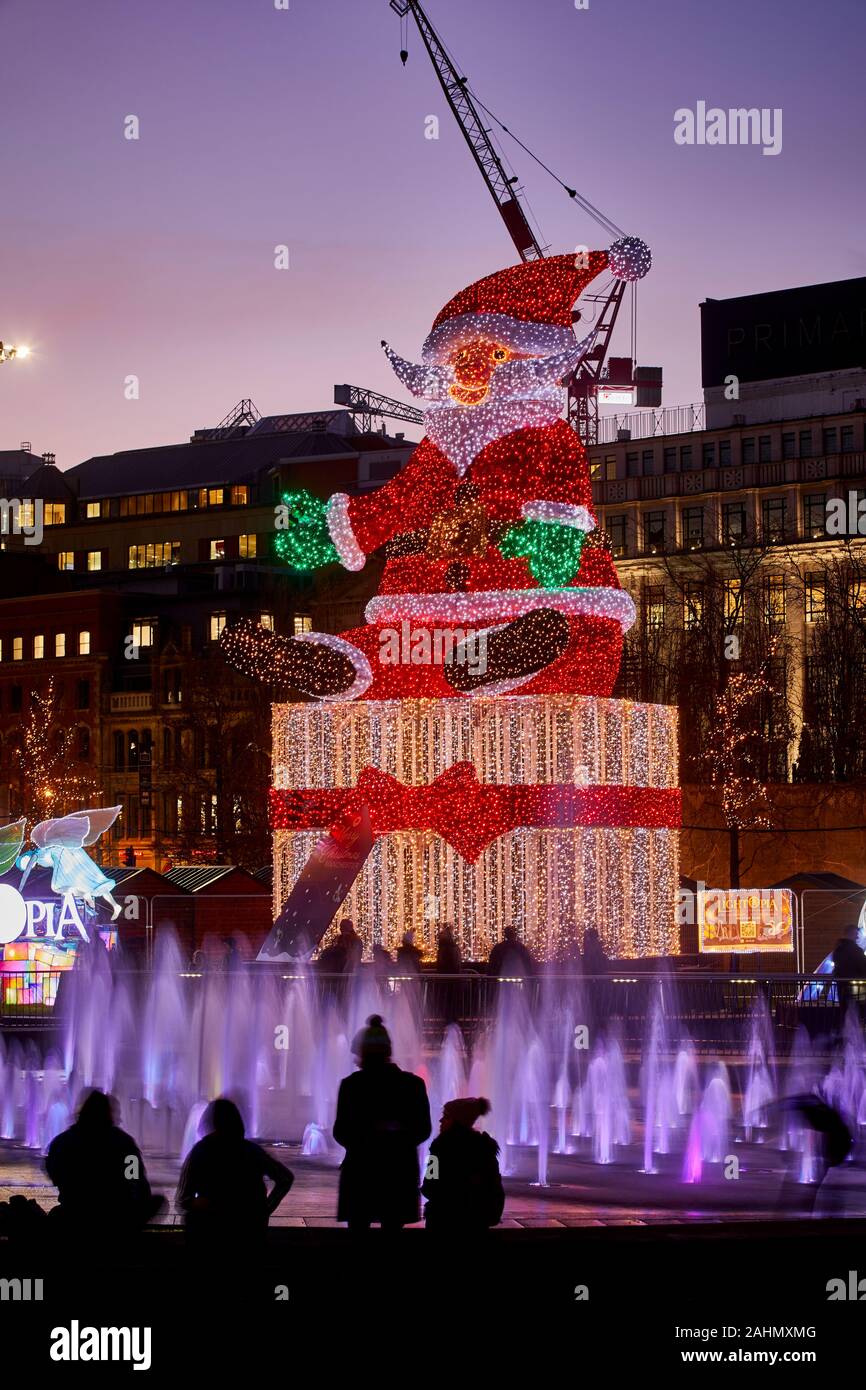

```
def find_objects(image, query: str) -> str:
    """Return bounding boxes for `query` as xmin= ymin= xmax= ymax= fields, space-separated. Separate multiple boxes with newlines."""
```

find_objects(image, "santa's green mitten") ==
xmin=275 ymin=489 xmax=339 ymax=571
xmin=500 ymin=518 xmax=585 ymax=589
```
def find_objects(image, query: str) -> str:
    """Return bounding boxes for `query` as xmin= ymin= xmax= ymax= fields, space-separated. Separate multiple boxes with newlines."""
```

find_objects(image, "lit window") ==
xmin=18 ymin=500 xmax=36 ymax=528
xmin=724 ymin=578 xmax=743 ymax=626
xmin=86 ymin=502 xmax=101 ymax=519
xmin=765 ymin=574 xmax=786 ymax=625
xmin=79 ymin=630 xmax=91 ymax=655
xmin=231 ymin=485 xmax=249 ymax=506
xmin=260 ymin=612 xmax=274 ymax=631
xmin=13 ymin=637 xmax=23 ymax=661
xmin=86 ymin=550 xmax=102 ymax=571
xmin=44 ymin=503 xmax=66 ymax=526
xmin=132 ymin=620 xmax=155 ymax=649
xmin=55 ymin=633 xmax=66 ymax=657
xmin=58 ymin=551 xmax=74 ymax=571
xmin=805 ymin=574 xmax=825 ymax=623
xmin=210 ymin=612 xmax=226 ymax=641
xmin=293 ymin=614 xmax=313 ymax=635
xmin=210 ymin=539 xmax=225 ymax=560
xmin=199 ymin=487 xmax=225 ymax=508
xmin=128 ymin=541 xmax=180 ymax=569
xmin=683 ymin=585 xmax=703 ymax=630
xmin=33 ymin=634 xmax=44 ymax=659
xmin=239 ymin=533 xmax=257 ymax=559
xmin=644 ymin=587 xmax=665 ymax=629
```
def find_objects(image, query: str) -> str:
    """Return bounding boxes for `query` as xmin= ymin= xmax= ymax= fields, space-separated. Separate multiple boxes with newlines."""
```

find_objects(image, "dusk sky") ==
xmin=1 ymin=0 xmax=864 ymax=468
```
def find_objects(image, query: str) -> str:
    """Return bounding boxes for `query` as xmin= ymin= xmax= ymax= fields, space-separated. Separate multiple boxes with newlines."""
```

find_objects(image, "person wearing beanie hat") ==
xmin=421 ymin=1096 xmax=505 ymax=1232
xmin=333 ymin=1014 xmax=431 ymax=1231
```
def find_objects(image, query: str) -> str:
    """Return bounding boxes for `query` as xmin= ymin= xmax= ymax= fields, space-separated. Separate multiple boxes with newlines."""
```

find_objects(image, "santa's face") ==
xmin=447 ymin=338 xmax=518 ymax=407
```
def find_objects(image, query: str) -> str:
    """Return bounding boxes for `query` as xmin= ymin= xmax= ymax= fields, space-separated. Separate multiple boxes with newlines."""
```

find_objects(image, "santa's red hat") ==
xmin=422 ymin=250 xmax=608 ymax=364
xmin=422 ymin=236 xmax=652 ymax=364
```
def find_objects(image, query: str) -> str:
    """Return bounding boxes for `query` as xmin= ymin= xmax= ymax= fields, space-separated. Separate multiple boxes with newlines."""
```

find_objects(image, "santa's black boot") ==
xmin=220 ymin=618 xmax=359 ymax=698
xmin=447 ymin=608 xmax=570 ymax=694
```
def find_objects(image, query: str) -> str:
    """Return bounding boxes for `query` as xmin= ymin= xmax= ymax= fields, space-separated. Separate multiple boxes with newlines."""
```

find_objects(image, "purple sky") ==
xmin=1 ymin=0 xmax=864 ymax=468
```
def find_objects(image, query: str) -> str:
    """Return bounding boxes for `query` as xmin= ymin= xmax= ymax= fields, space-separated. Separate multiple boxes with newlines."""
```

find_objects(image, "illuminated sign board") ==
xmin=0 ymin=884 xmax=90 ymax=946
xmin=698 ymin=888 xmax=794 ymax=954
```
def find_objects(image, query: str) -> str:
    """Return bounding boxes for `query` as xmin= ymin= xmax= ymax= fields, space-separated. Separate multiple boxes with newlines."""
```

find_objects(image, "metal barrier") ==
xmin=0 ymin=969 xmax=858 ymax=1050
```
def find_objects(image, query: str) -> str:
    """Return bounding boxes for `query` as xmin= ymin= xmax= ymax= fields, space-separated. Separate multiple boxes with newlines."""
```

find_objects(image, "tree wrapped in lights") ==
xmin=12 ymin=677 xmax=98 ymax=829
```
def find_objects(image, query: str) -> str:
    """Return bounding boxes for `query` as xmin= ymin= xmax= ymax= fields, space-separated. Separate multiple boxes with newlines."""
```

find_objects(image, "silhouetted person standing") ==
xmin=338 ymin=918 xmax=364 ymax=972
xmin=333 ymin=1014 xmax=431 ymax=1231
xmin=222 ymin=937 xmax=241 ymax=971
xmin=487 ymin=926 xmax=535 ymax=978
xmin=435 ymin=926 xmax=461 ymax=974
xmin=176 ymin=1098 xmax=293 ymax=1250
xmin=46 ymin=1089 xmax=163 ymax=1237
xmin=831 ymin=925 xmax=866 ymax=1014
xmin=582 ymin=927 xmax=610 ymax=975
xmin=422 ymin=1097 xmax=504 ymax=1232
xmin=396 ymin=929 xmax=424 ymax=973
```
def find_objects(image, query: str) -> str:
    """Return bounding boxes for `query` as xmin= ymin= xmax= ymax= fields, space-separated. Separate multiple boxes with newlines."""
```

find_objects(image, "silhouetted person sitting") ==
xmin=582 ymin=927 xmax=610 ymax=975
xmin=435 ymin=925 xmax=462 ymax=974
xmin=422 ymin=1097 xmax=504 ymax=1232
xmin=318 ymin=936 xmax=348 ymax=972
xmin=396 ymin=929 xmax=424 ymax=973
xmin=487 ymin=926 xmax=535 ymax=978
xmin=832 ymin=925 xmax=866 ymax=978
xmin=333 ymin=1014 xmax=431 ymax=1232
xmin=338 ymin=918 xmax=364 ymax=972
xmin=176 ymin=1097 xmax=294 ymax=1250
xmin=45 ymin=1089 xmax=163 ymax=1237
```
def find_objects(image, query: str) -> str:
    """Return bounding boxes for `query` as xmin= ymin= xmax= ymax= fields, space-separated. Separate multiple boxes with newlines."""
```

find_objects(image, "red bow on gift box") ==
xmin=270 ymin=762 xmax=680 ymax=864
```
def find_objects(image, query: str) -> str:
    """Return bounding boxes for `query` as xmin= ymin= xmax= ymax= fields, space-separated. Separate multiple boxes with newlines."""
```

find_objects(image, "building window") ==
xmin=128 ymin=541 xmax=180 ymax=569
xmin=58 ymin=551 xmax=74 ymax=571
xmin=55 ymin=632 xmax=66 ymax=657
xmin=719 ymin=440 xmax=732 ymax=467
xmin=682 ymin=506 xmax=704 ymax=549
xmin=742 ymin=438 xmax=755 ymax=465
xmin=77 ymin=727 xmax=90 ymax=759
xmin=209 ymin=612 xmax=227 ymax=641
xmin=209 ymin=539 xmax=225 ymax=560
xmin=641 ymin=449 xmax=654 ymax=475
xmin=76 ymin=679 xmax=90 ymax=709
xmin=683 ymin=583 xmax=703 ymax=630
xmin=607 ymin=515 xmax=627 ymax=557
xmin=114 ymin=732 xmax=124 ymax=770
xmin=197 ymin=487 xmax=225 ymax=508
xmin=782 ymin=432 xmax=795 ymax=460
xmin=643 ymin=511 xmax=666 ymax=554
xmin=293 ymin=614 xmax=313 ymax=636
xmin=723 ymin=502 xmax=747 ymax=543
xmin=644 ymin=586 xmax=665 ymax=629
xmin=44 ymin=502 xmax=66 ymax=526
xmin=12 ymin=637 xmax=22 ymax=661
xmin=10 ymin=685 xmax=22 ymax=712
xmin=761 ymin=496 xmax=786 ymax=542
xmin=758 ymin=435 xmax=772 ymax=463
xmin=702 ymin=442 xmax=715 ymax=468
xmin=626 ymin=452 xmax=639 ymax=477
xmin=86 ymin=502 xmax=101 ymax=519
xmin=799 ymin=429 xmax=812 ymax=457
xmin=230 ymin=485 xmax=249 ymax=506
xmin=841 ymin=425 xmax=855 ymax=453
xmin=86 ymin=550 xmax=102 ymax=571
xmin=78 ymin=630 xmax=91 ymax=655
xmin=765 ymin=574 xmax=786 ymax=625
xmin=822 ymin=427 xmax=838 ymax=455
xmin=239 ymin=533 xmax=257 ymax=559
xmin=663 ymin=447 xmax=677 ymax=474
xmin=680 ymin=445 xmax=693 ymax=470
xmin=132 ymin=620 xmax=155 ymax=650
xmin=260 ymin=613 xmax=275 ymax=631
xmin=724 ymin=578 xmax=743 ymax=627
xmin=805 ymin=573 xmax=825 ymax=623
xmin=804 ymin=493 xmax=826 ymax=540
xmin=33 ymin=634 xmax=44 ymax=660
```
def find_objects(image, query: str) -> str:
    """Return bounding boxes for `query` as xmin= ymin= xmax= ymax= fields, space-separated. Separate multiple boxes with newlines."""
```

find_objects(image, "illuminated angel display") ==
xmin=16 ymin=808 xmax=123 ymax=921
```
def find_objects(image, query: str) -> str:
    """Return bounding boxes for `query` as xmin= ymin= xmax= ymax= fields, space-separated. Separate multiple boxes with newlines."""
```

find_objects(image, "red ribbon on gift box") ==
xmin=270 ymin=761 xmax=681 ymax=864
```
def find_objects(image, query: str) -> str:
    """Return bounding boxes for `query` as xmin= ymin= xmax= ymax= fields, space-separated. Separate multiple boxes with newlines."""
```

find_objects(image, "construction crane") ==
xmin=388 ymin=0 xmax=661 ymax=445
xmin=333 ymin=383 xmax=423 ymax=435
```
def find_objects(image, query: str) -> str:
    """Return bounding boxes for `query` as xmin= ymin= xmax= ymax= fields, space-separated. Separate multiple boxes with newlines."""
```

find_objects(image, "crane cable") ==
xmin=464 ymin=85 xmax=625 ymax=240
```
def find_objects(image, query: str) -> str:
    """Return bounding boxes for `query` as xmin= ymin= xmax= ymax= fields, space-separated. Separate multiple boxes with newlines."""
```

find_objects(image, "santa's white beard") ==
xmin=423 ymin=391 xmax=564 ymax=474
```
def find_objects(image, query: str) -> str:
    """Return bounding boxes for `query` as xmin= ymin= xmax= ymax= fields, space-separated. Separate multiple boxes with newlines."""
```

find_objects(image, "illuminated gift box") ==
xmin=272 ymin=693 xmax=680 ymax=961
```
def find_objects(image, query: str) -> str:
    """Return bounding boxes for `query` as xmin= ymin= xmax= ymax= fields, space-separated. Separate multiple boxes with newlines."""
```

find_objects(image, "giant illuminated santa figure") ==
xmin=221 ymin=236 xmax=652 ymax=701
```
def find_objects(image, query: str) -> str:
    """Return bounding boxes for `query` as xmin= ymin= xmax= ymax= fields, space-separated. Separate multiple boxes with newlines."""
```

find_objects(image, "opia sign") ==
xmin=0 ymin=884 xmax=90 ymax=946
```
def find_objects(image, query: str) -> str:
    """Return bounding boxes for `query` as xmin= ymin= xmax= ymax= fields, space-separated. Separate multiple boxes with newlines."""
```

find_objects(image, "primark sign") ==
xmin=0 ymin=883 xmax=90 ymax=946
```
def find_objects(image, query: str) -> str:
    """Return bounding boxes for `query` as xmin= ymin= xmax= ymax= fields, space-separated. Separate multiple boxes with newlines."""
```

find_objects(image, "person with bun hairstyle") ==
xmin=421 ymin=1097 xmax=505 ymax=1232
xmin=333 ymin=1014 xmax=431 ymax=1232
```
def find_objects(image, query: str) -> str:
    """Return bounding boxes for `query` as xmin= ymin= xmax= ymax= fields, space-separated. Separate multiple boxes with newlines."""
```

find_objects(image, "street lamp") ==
xmin=0 ymin=342 xmax=30 ymax=363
